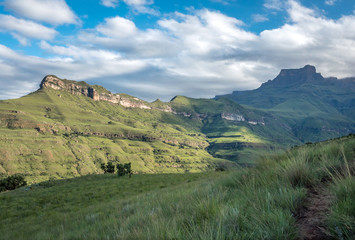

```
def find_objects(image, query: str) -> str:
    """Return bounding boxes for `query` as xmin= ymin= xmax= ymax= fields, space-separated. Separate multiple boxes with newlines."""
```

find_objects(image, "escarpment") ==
xmin=40 ymin=75 xmax=151 ymax=109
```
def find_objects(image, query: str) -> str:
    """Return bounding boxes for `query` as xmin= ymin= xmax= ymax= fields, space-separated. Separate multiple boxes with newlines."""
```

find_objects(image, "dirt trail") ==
xmin=296 ymin=187 xmax=334 ymax=240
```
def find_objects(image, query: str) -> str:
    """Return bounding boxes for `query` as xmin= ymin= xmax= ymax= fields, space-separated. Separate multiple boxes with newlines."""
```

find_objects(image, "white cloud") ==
xmin=264 ymin=0 xmax=284 ymax=10
xmin=252 ymin=14 xmax=269 ymax=23
xmin=78 ymin=16 xmax=179 ymax=57
xmin=0 ymin=14 xmax=57 ymax=43
xmin=10 ymin=33 xmax=29 ymax=46
xmin=124 ymin=0 xmax=153 ymax=5
xmin=123 ymin=0 xmax=159 ymax=15
xmin=209 ymin=0 xmax=236 ymax=5
xmin=100 ymin=0 xmax=119 ymax=8
xmin=325 ymin=0 xmax=336 ymax=6
xmin=3 ymin=0 xmax=78 ymax=25
xmin=96 ymin=16 xmax=138 ymax=38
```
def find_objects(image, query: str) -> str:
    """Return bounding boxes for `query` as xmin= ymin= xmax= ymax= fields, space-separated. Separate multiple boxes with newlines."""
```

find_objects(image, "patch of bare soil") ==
xmin=296 ymin=187 xmax=334 ymax=240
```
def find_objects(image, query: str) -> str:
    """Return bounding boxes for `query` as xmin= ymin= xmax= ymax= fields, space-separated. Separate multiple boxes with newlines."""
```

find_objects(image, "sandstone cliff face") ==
xmin=40 ymin=75 xmax=151 ymax=109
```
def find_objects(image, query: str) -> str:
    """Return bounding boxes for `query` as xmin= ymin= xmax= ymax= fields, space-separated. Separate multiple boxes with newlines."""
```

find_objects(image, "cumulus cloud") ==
xmin=0 ymin=14 xmax=57 ymax=44
xmin=2 ymin=0 xmax=355 ymax=101
xmin=78 ymin=16 xmax=179 ymax=58
xmin=3 ymin=0 xmax=78 ymax=25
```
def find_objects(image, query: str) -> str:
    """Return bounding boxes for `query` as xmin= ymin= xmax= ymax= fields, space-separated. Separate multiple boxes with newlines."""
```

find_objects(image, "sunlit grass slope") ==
xmin=0 ymin=81 xmax=308 ymax=182
xmin=170 ymin=95 xmax=301 ymax=163
xmin=0 ymin=89 xmax=233 ymax=183
xmin=1 ymin=134 xmax=354 ymax=239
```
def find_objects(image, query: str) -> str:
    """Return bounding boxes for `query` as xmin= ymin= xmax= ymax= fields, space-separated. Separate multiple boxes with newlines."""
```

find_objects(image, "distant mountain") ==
xmin=216 ymin=65 xmax=355 ymax=142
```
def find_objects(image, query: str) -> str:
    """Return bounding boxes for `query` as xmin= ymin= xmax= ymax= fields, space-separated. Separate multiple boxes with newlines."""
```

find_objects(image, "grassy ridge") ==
xmin=1 ymin=135 xmax=354 ymax=239
xmin=0 ymin=89 xmax=235 ymax=182
xmin=0 ymin=84 xmax=302 ymax=182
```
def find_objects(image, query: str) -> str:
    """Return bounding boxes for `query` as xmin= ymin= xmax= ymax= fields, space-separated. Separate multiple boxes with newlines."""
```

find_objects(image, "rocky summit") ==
xmin=40 ymin=75 xmax=151 ymax=109
xmin=261 ymin=65 xmax=324 ymax=88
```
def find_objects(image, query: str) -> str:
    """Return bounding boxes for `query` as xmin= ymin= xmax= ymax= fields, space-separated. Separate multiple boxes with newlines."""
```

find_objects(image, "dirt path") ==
xmin=296 ymin=187 xmax=334 ymax=240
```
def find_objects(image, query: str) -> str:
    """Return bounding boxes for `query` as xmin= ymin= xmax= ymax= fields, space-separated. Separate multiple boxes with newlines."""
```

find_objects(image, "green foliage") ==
xmin=106 ymin=162 xmax=115 ymax=174
xmin=0 ymin=174 xmax=27 ymax=192
xmin=100 ymin=163 xmax=107 ymax=173
xmin=116 ymin=163 xmax=132 ymax=177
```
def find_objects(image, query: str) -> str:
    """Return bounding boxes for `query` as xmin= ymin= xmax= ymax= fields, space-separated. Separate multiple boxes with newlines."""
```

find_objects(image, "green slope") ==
xmin=0 ymin=75 xmax=305 ymax=182
xmin=218 ymin=65 xmax=355 ymax=143
xmin=1 ymin=134 xmax=354 ymax=239
xmin=169 ymin=95 xmax=301 ymax=163
xmin=0 ymin=88 xmax=235 ymax=183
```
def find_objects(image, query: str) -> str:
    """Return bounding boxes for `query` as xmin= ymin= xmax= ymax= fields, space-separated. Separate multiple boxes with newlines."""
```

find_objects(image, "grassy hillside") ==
xmin=0 ymin=88 xmax=234 ymax=183
xmin=0 ymin=77 xmax=308 ymax=182
xmin=1 ymin=70 xmax=353 ymax=181
xmin=1 ymin=135 xmax=354 ymax=239
xmin=219 ymin=66 xmax=355 ymax=143
xmin=170 ymin=95 xmax=301 ymax=163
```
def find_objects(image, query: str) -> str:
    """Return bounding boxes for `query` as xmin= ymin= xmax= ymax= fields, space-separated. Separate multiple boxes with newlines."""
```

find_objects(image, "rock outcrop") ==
xmin=260 ymin=65 xmax=324 ymax=88
xmin=40 ymin=75 xmax=151 ymax=109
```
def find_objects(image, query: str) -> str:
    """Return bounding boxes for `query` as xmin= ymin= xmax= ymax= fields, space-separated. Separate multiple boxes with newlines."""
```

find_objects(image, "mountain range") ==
xmin=0 ymin=65 xmax=354 ymax=182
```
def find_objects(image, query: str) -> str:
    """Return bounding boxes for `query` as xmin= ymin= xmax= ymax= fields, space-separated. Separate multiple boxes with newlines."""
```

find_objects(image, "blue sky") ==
xmin=0 ymin=0 xmax=355 ymax=101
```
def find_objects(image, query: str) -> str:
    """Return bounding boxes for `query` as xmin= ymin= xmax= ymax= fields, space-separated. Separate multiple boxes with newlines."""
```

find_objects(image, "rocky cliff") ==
xmin=40 ymin=75 xmax=151 ymax=109
xmin=260 ymin=65 xmax=324 ymax=88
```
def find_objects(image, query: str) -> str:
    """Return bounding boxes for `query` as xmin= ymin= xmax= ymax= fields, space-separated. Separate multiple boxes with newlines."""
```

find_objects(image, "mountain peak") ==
xmin=40 ymin=75 xmax=102 ymax=101
xmin=263 ymin=65 xmax=323 ymax=88
xmin=39 ymin=75 xmax=153 ymax=109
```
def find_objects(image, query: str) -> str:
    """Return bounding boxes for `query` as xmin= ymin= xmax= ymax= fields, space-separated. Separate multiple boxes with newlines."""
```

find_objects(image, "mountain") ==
xmin=217 ymin=65 xmax=355 ymax=142
xmin=1 ymin=66 xmax=354 ymax=183
xmin=0 ymin=76 xmax=239 ymax=182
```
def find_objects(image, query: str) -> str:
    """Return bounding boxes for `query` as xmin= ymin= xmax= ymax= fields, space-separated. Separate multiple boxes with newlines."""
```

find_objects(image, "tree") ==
xmin=0 ymin=174 xmax=27 ymax=192
xmin=100 ymin=163 xmax=107 ymax=173
xmin=124 ymin=163 xmax=132 ymax=178
xmin=117 ymin=163 xmax=132 ymax=177
xmin=107 ymin=162 xmax=115 ymax=173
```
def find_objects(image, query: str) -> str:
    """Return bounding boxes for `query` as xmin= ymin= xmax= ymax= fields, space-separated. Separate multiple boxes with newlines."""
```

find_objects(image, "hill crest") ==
xmin=40 ymin=75 xmax=151 ymax=109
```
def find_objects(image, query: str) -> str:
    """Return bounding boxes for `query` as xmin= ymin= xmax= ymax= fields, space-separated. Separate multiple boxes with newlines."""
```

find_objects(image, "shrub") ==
xmin=101 ymin=162 xmax=115 ymax=174
xmin=107 ymin=162 xmax=115 ymax=173
xmin=100 ymin=163 xmax=107 ymax=173
xmin=0 ymin=174 xmax=27 ymax=192
xmin=117 ymin=163 xmax=132 ymax=177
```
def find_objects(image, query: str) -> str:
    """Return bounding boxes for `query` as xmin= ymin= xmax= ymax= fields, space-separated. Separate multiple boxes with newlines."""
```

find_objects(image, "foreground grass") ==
xmin=0 ymin=135 xmax=354 ymax=239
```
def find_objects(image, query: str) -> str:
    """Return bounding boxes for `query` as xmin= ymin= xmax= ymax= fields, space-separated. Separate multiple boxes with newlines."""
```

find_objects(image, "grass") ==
xmin=0 ymin=82 xmax=304 ymax=182
xmin=0 ymin=89 xmax=235 ymax=182
xmin=1 ymin=134 xmax=353 ymax=239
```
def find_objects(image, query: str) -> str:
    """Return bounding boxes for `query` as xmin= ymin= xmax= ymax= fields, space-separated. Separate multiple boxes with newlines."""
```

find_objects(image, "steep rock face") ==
xmin=40 ymin=75 xmax=151 ymax=109
xmin=260 ymin=65 xmax=324 ymax=89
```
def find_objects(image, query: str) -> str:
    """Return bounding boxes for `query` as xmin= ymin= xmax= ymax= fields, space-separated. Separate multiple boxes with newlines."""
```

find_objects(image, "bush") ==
xmin=117 ymin=163 xmax=132 ymax=177
xmin=107 ymin=162 xmax=115 ymax=173
xmin=100 ymin=163 xmax=107 ymax=173
xmin=0 ymin=174 xmax=27 ymax=192
xmin=101 ymin=162 xmax=115 ymax=174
